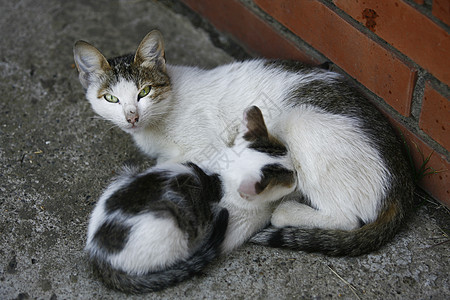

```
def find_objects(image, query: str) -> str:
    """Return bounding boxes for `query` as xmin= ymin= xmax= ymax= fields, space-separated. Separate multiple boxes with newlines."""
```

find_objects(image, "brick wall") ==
xmin=181 ymin=0 xmax=450 ymax=207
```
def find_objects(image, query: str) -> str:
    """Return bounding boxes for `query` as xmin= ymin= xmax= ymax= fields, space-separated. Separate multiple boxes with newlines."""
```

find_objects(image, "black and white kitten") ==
xmin=85 ymin=106 xmax=296 ymax=293
xmin=86 ymin=163 xmax=228 ymax=294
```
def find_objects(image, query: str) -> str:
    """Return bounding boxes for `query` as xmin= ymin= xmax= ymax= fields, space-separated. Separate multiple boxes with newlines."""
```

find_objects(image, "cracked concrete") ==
xmin=0 ymin=0 xmax=449 ymax=299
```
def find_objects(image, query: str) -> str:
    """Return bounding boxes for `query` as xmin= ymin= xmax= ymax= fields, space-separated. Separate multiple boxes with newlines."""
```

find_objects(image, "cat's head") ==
xmin=229 ymin=106 xmax=297 ymax=203
xmin=73 ymin=30 xmax=171 ymax=132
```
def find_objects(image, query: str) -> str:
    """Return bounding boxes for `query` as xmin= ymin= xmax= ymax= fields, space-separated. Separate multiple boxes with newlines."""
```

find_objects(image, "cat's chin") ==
xmin=122 ymin=119 xmax=163 ymax=133
xmin=122 ymin=125 xmax=144 ymax=133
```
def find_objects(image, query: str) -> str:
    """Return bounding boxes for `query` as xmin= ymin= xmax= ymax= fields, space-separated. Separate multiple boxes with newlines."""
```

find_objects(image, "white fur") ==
xmin=131 ymin=61 xmax=340 ymax=162
xmin=109 ymin=214 xmax=189 ymax=275
xmin=271 ymin=106 xmax=390 ymax=229
xmin=84 ymin=59 xmax=389 ymax=231
xmin=87 ymin=209 xmax=189 ymax=275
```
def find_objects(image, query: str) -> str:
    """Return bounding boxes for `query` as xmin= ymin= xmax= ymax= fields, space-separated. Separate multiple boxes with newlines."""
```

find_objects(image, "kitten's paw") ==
xmin=271 ymin=201 xmax=300 ymax=227
xmin=271 ymin=201 xmax=361 ymax=230
xmin=271 ymin=201 xmax=317 ymax=228
xmin=271 ymin=211 xmax=289 ymax=228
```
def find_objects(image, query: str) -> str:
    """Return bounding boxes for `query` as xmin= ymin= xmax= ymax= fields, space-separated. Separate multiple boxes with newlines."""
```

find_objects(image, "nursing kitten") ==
xmin=74 ymin=30 xmax=414 ymax=256
xmin=210 ymin=106 xmax=297 ymax=253
xmin=86 ymin=106 xmax=296 ymax=293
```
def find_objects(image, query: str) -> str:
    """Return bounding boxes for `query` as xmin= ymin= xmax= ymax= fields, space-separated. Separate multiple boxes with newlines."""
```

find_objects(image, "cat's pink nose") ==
xmin=127 ymin=115 xmax=139 ymax=124
xmin=124 ymin=105 xmax=139 ymax=125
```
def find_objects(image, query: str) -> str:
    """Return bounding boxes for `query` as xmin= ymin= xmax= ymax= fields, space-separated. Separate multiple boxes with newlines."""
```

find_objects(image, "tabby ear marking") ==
xmin=134 ymin=30 xmax=166 ymax=71
xmin=242 ymin=106 xmax=269 ymax=142
xmin=73 ymin=41 xmax=110 ymax=88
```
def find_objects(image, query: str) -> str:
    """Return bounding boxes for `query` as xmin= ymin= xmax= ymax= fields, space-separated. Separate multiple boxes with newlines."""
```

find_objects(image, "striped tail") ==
xmin=250 ymin=201 xmax=408 ymax=256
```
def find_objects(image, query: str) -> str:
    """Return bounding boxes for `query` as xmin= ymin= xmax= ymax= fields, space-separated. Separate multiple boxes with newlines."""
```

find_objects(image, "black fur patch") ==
xmin=264 ymin=59 xmax=314 ymax=73
xmin=268 ymin=228 xmax=285 ymax=247
xmin=255 ymin=164 xmax=295 ymax=194
xmin=358 ymin=217 xmax=366 ymax=228
xmin=186 ymin=163 xmax=223 ymax=202
xmin=104 ymin=164 xmax=224 ymax=246
xmin=105 ymin=172 xmax=167 ymax=214
xmin=247 ymin=140 xmax=288 ymax=157
xmin=94 ymin=221 xmax=131 ymax=254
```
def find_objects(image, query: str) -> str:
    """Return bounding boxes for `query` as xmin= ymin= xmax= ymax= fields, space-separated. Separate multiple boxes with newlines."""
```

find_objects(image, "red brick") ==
xmin=334 ymin=0 xmax=450 ymax=86
xmin=385 ymin=112 xmax=450 ymax=207
xmin=433 ymin=0 xmax=450 ymax=26
xmin=180 ymin=0 xmax=318 ymax=64
xmin=254 ymin=0 xmax=417 ymax=117
xmin=419 ymin=82 xmax=450 ymax=150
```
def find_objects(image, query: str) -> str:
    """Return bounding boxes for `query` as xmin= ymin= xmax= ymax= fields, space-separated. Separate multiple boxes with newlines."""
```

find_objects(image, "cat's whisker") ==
xmin=93 ymin=122 xmax=121 ymax=138
xmin=90 ymin=115 xmax=106 ymax=122
xmin=106 ymin=124 xmax=120 ymax=132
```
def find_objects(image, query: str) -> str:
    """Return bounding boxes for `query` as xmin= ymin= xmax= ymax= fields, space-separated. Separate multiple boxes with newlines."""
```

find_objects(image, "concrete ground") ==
xmin=0 ymin=0 xmax=448 ymax=299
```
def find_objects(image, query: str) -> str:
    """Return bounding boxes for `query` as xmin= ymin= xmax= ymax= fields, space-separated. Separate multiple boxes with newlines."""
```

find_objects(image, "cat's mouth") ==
xmin=124 ymin=123 xmax=141 ymax=131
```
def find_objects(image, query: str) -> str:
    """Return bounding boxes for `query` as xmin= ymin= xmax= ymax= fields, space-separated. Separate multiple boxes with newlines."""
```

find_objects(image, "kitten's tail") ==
xmin=250 ymin=198 xmax=409 ymax=256
xmin=92 ymin=208 xmax=229 ymax=294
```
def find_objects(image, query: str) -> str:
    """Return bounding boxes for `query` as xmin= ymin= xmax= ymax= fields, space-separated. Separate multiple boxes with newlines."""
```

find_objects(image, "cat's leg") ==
xmin=271 ymin=200 xmax=360 ymax=230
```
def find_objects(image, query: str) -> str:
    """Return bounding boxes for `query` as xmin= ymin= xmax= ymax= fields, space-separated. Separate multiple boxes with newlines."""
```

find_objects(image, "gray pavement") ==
xmin=0 ymin=0 xmax=449 ymax=299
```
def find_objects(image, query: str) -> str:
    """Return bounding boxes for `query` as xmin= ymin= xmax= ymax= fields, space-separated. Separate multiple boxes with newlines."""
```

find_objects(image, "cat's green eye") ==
xmin=138 ymin=85 xmax=151 ymax=99
xmin=104 ymin=94 xmax=119 ymax=103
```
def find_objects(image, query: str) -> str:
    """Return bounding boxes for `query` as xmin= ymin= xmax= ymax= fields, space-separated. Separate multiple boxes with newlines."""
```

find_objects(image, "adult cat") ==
xmin=74 ymin=30 xmax=414 ymax=256
xmin=86 ymin=106 xmax=296 ymax=293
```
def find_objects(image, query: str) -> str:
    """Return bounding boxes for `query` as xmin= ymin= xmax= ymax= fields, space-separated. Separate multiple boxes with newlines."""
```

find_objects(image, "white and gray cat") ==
xmin=86 ymin=106 xmax=296 ymax=293
xmin=74 ymin=30 xmax=414 ymax=256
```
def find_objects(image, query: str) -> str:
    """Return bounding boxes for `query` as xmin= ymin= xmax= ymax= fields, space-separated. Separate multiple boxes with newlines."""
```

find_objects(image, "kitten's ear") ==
xmin=134 ymin=30 xmax=166 ymax=70
xmin=73 ymin=41 xmax=110 ymax=88
xmin=241 ymin=106 xmax=269 ymax=142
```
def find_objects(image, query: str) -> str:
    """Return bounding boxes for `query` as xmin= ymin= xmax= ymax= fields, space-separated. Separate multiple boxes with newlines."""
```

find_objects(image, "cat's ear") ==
xmin=73 ymin=41 xmax=110 ymax=88
xmin=241 ymin=106 xmax=269 ymax=142
xmin=134 ymin=30 xmax=166 ymax=71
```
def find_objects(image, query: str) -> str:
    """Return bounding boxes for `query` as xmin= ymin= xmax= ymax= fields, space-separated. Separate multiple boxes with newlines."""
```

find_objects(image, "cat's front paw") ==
xmin=271 ymin=202 xmax=295 ymax=227
xmin=271 ymin=201 xmax=315 ymax=228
